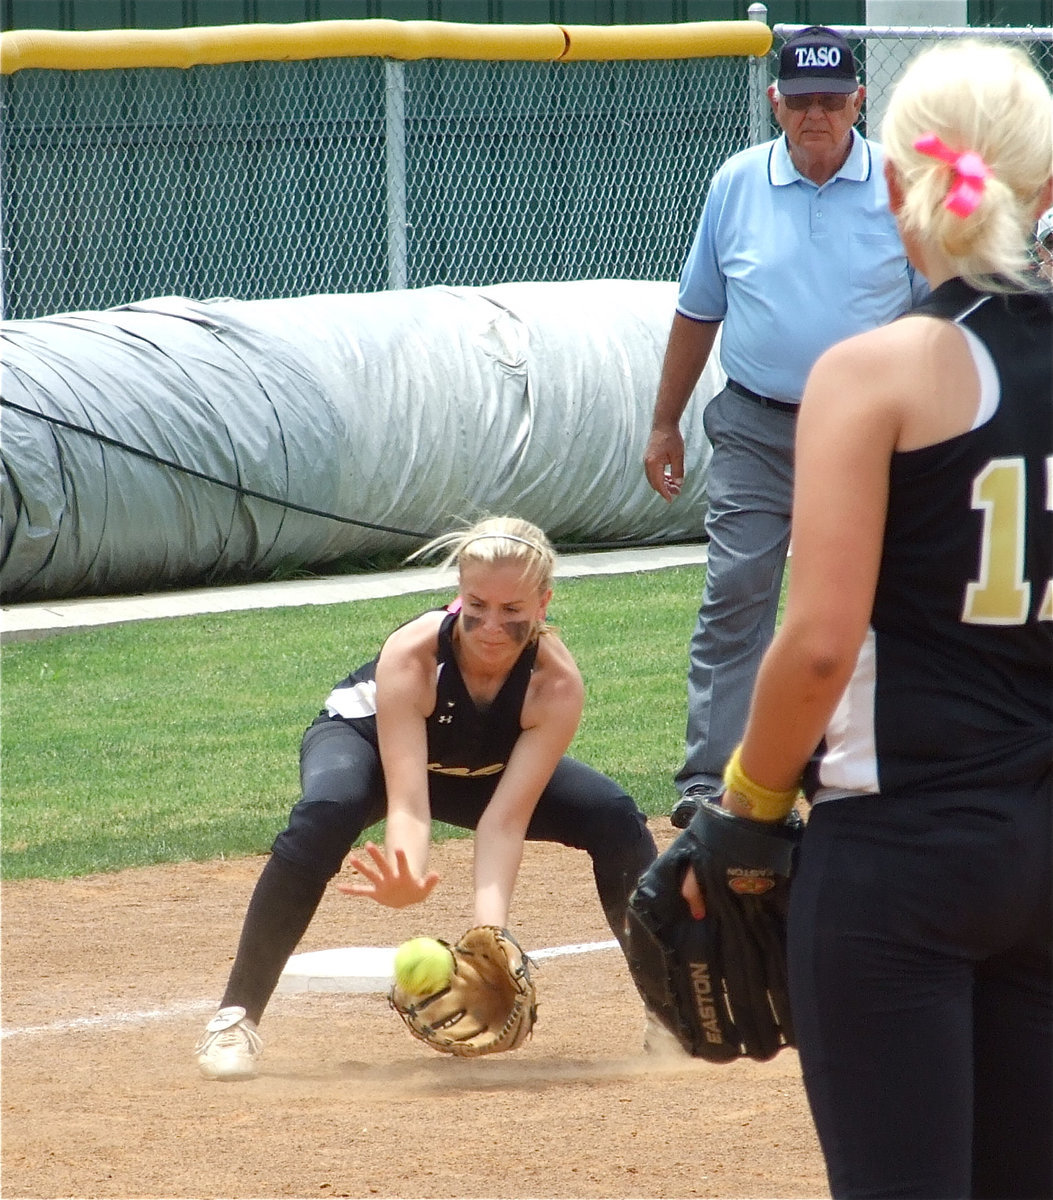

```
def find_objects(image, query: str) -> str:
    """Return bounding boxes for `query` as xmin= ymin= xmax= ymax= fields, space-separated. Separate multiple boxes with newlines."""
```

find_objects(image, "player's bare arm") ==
xmin=732 ymin=330 xmax=904 ymax=799
xmin=471 ymin=636 xmax=584 ymax=925
xmin=338 ymin=613 xmax=442 ymax=906
xmin=731 ymin=315 xmax=988 ymax=802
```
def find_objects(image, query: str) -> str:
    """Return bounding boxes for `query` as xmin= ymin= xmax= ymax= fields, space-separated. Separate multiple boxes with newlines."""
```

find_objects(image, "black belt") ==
xmin=726 ymin=378 xmax=799 ymax=415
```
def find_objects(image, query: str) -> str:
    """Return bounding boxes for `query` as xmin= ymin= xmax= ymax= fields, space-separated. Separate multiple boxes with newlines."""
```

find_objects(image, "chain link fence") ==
xmin=0 ymin=50 xmax=753 ymax=321
xmin=1 ymin=17 xmax=1051 ymax=321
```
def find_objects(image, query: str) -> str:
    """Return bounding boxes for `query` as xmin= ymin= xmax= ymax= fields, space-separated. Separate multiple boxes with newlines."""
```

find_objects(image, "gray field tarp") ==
xmin=0 ymin=279 xmax=722 ymax=602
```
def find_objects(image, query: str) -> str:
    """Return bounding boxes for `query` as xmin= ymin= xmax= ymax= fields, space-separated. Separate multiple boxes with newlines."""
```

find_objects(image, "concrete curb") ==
xmin=2 ymin=543 xmax=707 ymax=640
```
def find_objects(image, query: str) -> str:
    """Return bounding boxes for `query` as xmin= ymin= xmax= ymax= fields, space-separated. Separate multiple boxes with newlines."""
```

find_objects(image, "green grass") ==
xmin=1 ymin=568 xmax=707 ymax=881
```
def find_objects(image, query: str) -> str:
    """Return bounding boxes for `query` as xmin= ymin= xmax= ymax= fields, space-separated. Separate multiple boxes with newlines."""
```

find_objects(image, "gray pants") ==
xmin=675 ymin=385 xmax=796 ymax=793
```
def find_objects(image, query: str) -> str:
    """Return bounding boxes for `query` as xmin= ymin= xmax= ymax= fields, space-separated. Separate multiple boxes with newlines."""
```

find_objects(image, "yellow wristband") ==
xmin=723 ymin=745 xmax=800 ymax=822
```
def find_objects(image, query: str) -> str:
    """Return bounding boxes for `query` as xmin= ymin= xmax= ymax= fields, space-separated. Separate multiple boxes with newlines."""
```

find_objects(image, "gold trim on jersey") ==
xmin=427 ymin=762 xmax=506 ymax=777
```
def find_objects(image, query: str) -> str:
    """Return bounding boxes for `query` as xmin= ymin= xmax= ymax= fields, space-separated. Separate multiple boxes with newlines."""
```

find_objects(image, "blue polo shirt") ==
xmin=677 ymin=130 xmax=926 ymax=403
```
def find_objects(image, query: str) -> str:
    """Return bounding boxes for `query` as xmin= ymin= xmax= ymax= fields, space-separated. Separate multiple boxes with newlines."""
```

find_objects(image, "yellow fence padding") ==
xmin=0 ymin=19 xmax=771 ymax=74
xmin=559 ymin=21 xmax=772 ymax=61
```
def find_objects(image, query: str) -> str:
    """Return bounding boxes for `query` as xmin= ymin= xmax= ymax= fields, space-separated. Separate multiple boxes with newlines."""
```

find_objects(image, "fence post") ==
xmin=747 ymin=3 xmax=770 ymax=146
xmin=385 ymin=60 xmax=408 ymax=292
xmin=0 ymin=113 xmax=7 ymax=320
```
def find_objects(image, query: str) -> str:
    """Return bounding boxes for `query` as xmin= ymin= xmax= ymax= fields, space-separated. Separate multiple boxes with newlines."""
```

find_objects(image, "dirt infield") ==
xmin=2 ymin=819 xmax=829 ymax=1199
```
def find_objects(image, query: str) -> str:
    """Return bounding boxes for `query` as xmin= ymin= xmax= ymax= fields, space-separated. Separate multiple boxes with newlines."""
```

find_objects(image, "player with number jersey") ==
xmin=723 ymin=41 xmax=1051 ymax=1199
xmin=805 ymin=279 xmax=1052 ymax=804
xmin=635 ymin=38 xmax=1051 ymax=1200
xmin=195 ymin=516 xmax=657 ymax=1079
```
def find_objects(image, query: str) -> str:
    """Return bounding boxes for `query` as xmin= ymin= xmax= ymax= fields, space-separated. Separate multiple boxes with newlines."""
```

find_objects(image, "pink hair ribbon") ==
xmin=913 ymin=132 xmax=991 ymax=217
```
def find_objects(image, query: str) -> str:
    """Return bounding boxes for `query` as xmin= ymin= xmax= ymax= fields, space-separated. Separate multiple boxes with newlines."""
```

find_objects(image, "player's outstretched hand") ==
xmin=338 ymin=842 xmax=440 ymax=908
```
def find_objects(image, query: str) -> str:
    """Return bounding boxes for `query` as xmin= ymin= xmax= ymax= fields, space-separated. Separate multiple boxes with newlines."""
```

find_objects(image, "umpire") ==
xmin=644 ymin=26 xmax=927 ymax=827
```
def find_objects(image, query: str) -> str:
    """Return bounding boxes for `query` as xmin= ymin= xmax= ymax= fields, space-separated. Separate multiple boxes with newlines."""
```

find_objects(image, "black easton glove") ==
xmin=625 ymin=793 xmax=803 ymax=1062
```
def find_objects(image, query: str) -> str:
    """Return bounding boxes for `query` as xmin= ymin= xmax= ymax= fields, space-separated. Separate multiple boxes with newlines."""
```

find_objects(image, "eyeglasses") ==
xmin=781 ymin=93 xmax=852 ymax=112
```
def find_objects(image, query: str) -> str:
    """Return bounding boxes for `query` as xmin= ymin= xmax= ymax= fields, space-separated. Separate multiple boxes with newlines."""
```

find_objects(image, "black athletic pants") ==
xmin=788 ymin=784 xmax=1052 ymax=1199
xmin=221 ymin=716 xmax=657 ymax=1023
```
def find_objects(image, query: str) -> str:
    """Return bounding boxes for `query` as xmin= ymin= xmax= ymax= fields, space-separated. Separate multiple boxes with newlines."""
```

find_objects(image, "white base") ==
xmin=276 ymin=939 xmax=619 ymax=995
xmin=276 ymin=947 xmax=398 ymax=994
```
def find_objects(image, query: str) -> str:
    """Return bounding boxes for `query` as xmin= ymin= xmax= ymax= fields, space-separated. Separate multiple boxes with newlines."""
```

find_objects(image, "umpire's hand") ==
xmin=643 ymin=426 xmax=684 ymax=501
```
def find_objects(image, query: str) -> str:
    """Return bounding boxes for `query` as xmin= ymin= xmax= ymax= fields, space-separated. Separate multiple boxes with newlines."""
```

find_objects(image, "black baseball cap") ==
xmin=778 ymin=26 xmax=859 ymax=95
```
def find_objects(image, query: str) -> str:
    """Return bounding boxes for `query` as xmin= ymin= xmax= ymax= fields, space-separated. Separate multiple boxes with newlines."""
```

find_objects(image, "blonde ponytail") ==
xmin=882 ymin=40 xmax=1053 ymax=289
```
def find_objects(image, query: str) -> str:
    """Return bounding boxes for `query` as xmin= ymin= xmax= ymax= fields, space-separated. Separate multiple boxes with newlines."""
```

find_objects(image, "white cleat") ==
xmin=195 ymin=1006 xmax=262 ymax=1080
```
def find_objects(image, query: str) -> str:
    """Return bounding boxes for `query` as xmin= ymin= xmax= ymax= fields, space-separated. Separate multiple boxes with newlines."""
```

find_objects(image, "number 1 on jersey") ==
xmin=962 ymin=456 xmax=1053 ymax=625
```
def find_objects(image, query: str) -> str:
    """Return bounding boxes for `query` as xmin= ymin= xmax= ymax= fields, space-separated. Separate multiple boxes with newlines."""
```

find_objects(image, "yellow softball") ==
xmin=393 ymin=937 xmax=454 ymax=996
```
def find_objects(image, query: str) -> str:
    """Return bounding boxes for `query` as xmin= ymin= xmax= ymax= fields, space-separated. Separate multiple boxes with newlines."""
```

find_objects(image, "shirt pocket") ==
xmin=848 ymin=230 xmax=908 ymax=292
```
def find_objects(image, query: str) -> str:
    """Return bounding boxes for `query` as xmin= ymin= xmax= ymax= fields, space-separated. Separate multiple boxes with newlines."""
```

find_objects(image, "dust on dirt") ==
xmin=1 ymin=820 xmax=828 ymax=1199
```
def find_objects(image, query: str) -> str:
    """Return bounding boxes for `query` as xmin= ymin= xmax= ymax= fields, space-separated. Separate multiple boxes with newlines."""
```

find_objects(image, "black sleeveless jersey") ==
xmin=321 ymin=608 xmax=539 ymax=779
xmin=813 ymin=278 xmax=1053 ymax=800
